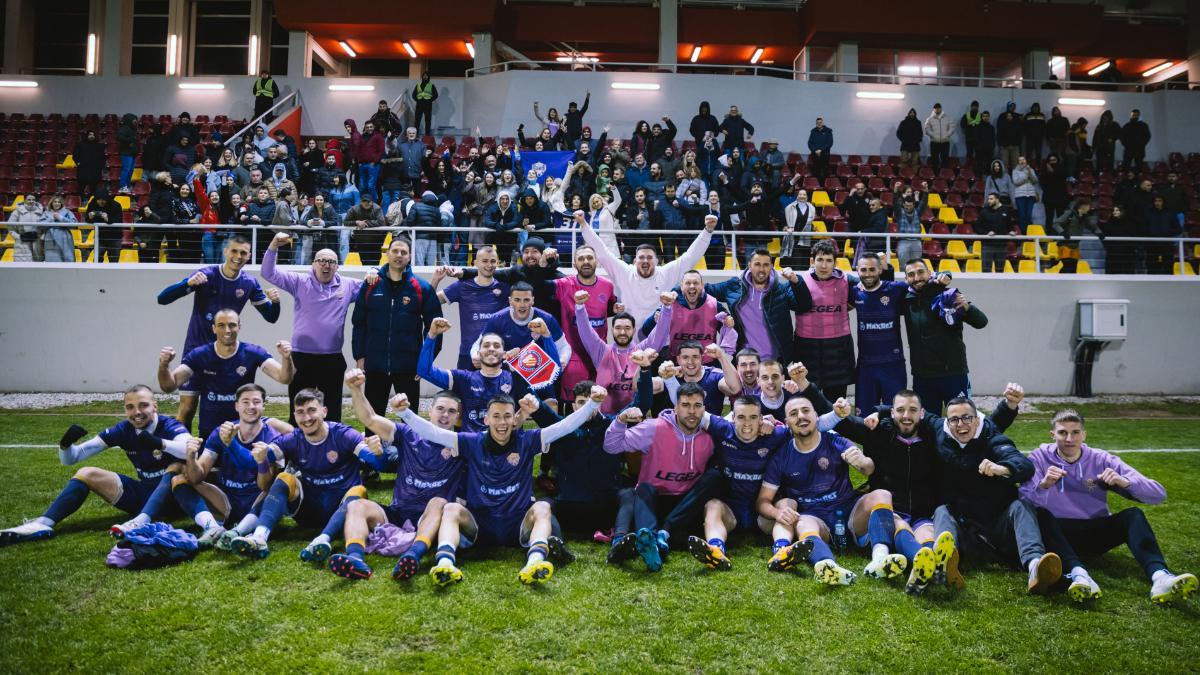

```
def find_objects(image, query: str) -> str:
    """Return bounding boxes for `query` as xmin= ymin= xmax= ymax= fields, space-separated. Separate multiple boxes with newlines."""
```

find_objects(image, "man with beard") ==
xmin=641 ymin=269 xmax=736 ymax=364
xmin=432 ymin=246 xmax=511 ymax=369
xmin=574 ymin=290 xmax=674 ymax=414
xmin=903 ymin=259 xmax=988 ymax=412
xmin=545 ymin=245 xmax=618 ymax=403
xmin=852 ymin=253 xmax=915 ymax=414
xmin=705 ymin=249 xmax=809 ymax=365
xmin=471 ymin=283 xmax=572 ymax=384
xmin=791 ymin=240 xmax=857 ymax=401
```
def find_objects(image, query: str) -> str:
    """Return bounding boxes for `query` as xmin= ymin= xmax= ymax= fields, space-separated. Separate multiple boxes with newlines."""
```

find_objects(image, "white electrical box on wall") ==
xmin=1078 ymin=299 xmax=1128 ymax=340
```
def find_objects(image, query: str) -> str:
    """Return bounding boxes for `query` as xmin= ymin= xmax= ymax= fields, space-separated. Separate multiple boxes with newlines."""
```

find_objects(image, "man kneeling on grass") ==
xmin=1021 ymin=409 xmax=1196 ymax=605
xmin=395 ymin=388 xmax=606 ymax=586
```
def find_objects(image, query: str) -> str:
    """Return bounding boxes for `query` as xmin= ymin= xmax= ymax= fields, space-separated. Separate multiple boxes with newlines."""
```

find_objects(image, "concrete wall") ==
xmin=1 ymin=264 xmax=1198 ymax=396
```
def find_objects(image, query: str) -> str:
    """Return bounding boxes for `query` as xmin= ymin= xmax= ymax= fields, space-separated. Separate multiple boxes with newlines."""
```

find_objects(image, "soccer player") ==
xmin=156 ymin=234 xmax=281 ymax=429
xmin=603 ymin=383 xmax=720 ymax=571
xmin=729 ymin=348 xmax=762 ymax=405
xmin=1021 ymin=410 xmax=1197 ymax=605
xmin=395 ymin=388 xmax=607 ymax=586
xmin=902 ymin=259 xmax=988 ymax=412
xmin=579 ymin=211 xmax=716 ymax=325
xmin=453 ymin=236 xmax=563 ymax=313
xmin=418 ymin=318 xmax=536 ymax=432
xmin=574 ymin=289 xmax=673 ymax=414
xmin=228 ymin=388 xmax=380 ymax=559
xmin=756 ymin=396 xmax=905 ymax=586
xmin=0 ymin=385 xmax=192 ymax=545
xmin=431 ymin=246 xmax=511 ymax=369
xmin=471 ymin=282 xmax=572 ymax=372
xmin=660 ymin=341 xmax=742 ymax=415
xmin=687 ymin=397 xmax=791 ymax=571
xmin=790 ymin=240 xmax=856 ymax=401
xmin=325 ymin=369 xmax=465 ymax=581
xmin=929 ymin=396 xmax=1061 ymax=595
xmin=639 ymin=269 xmax=733 ymax=364
xmin=157 ymin=308 xmax=294 ymax=441
xmin=174 ymin=383 xmax=293 ymax=548
xmin=852 ymin=253 xmax=911 ymax=414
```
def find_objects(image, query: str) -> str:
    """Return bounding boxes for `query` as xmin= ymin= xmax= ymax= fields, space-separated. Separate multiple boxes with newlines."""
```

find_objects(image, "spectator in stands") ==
xmin=807 ymin=117 xmax=833 ymax=181
xmin=690 ymin=100 xmax=720 ymax=161
xmin=464 ymin=171 xmax=497 ymax=249
xmin=1011 ymin=156 xmax=1039 ymax=234
xmin=1051 ymin=200 xmax=1102 ymax=274
xmin=841 ymin=181 xmax=870 ymax=233
xmin=116 ymin=114 xmax=140 ymax=195
xmin=252 ymin=70 xmax=280 ymax=122
xmin=977 ymin=192 xmax=1013 ymax=273
xmin=1063 ymin=118 xmax=1090 ymax=178
xmin=296 ymin=193 xmax=338 ymax=266
xmin=240 ymin=168 xmax=275 ymax=202
xmin=974 ymin=111 xmax=997 ymax=178
xmin=859 ymin=198 xmax=888 ymax=263
xmin=1022 ymin=103 xmax=1046 ymax=164
xmin=216 ymin=147 xmax=239 ymax=174
xmin=369 ymin=99 xmax=404 ymax=138
xmin=164 ymin=135 xmax=197 ymax=177
xmin=657 ymin=145 xmax=681 ymax=181
xmin=924 ymin=103 xmax=954 ymax=174
xmin=243 ymin=185 xmax=277 ymax=228
xmin=983 ymin=160 xmax=1013 ymax=205
xmin=647 ymin=117 xmax=677 ymax=163
xmin=894 ymin=196 xmax=923 ymax=266
xmin=997 ymin=102 xmax=1023 ymax=173
xmin=402 ymin=190 xmax=449 ymax=266
xmin=39 ymin=195 xmax=77 ymax=263
xmin=781 ymin=186 xmax=816 ymax=270
xmin=484 ymin=192 xmax=521 ymax=262
xmin=564 ymin=91 xmax=591 ymax=145
xmin=233 ymin=152 xmax=256 ymax=188
xmin=269 ymin=164 xmax=298 ymax=209
xmin=679 ymin=188 xmax=732 ymax=271
xmin=396 ymin=126 xmax=426 ymax=194
xmin=8 ymin=193 xmax=44 ymax=262
xmin=250 ymin=125 xmax=275 ymax=155
xmin=411 ymin=73 xmax=439 ymax=136
xmin=167 ymin=152 xmax=191 ymax=188
xmin=134 ymin=204 xmax=164 ymax=263
xmin=718 ymin=105 xmax=754 ymax=152
xmin=958 ymin=101 xmax=981 ymax=167
xmin=141 ymin=124 xmax=167 ymax=177
xmin=298 ymin=138 xmax=322 ymax=196
xmin=317 ymin=152 xmax=341 ymax=196
xmin=273 ymin=129 xmax=298 ymax=161
xmin=73 ymin=130 xmax=106 ymax=197
xmin=1040 ymin=73 xmax=1062 ymax=89
xmin=345 ymin=193 xmax=386 ymax=264
xmin=1093 ymin=110 xmax=1120 ymax=173
xmin=1040 ymin=154 xmax=1070 ymax=226
xmin=760 ymin=140 xmax=785 ymax=185
xmin=1144 ymin=195 xmax=1182 ymax=275
xmin=326 ymin=174 xmax=359 ymax=262
xmin=1158 ymin=171 xmax=1187 ymax=227
xmin=1045 ymin=106 xmax=1069 ymax=159
xmin=897 ymin=108 xmax=923 ymax=170
xmin=168 ymin=112 xmax=199 ymax=147
xmin=1114 ymin=170 xmax=1140 ymax=210
xmin=84 ymin=187 xmax=124 ymax=263
xmin=1100 ymin=205 xmax=1137 ymax=274
xmin=357 ymin=121 xmax=386 ymax=200
xmin=1120 ymin=109 xmax=1151 ymax=173
xmin=343 ymin=119 xmax=361 ymax=184
xmin=378 ymin=145 xmax=405 ymax=215
xmin=171 ymin=182 xmax=203 ymax=264
xmin=497 ymin=168 xmax=523 ymax=204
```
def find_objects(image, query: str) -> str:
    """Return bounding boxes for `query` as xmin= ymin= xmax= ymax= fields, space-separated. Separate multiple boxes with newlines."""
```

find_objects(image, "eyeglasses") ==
xmin=313 ymin=259 xmax=339 ymax=266
xmin=946 ymin=415 xmax=975 ymax=426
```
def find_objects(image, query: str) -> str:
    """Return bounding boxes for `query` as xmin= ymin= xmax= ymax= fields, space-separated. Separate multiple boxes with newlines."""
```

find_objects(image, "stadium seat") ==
xmin=1174 ymin=262 xmax=1195 ymax=275
xmin=836 ymin=257 xmax=852 ymax=272
xmin=938 ymin=259 xmax=961 ymax=274
xmin=1018 ymin=259 xmax=1039 ymax=273
xmin=1026 ymin=224 xmax=1046 ymax=237
xmin=938 ymin=207 xmax=962 ymax=225
xmin=946 ymin=239 xmax=977 ymax=260
xmin=964 ymin=259 xmax=982 ymax=273
xmin=926 ymin=193 xmax=944 ymax=209
xmin=812 ymin=190 xmax=832 ymax=207
xmin=1076 ymin=260 xmax=1092 ymax=274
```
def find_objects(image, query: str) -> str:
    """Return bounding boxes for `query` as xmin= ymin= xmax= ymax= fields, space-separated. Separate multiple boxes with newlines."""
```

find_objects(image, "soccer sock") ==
xmin=138 ymin=474 xmax=176 ymax=520
xmin=1152 ymin=569 xmax=1171 ymax=583
xmin=920 ymin=538 xmax=934 ymax=550
xmin=405 ymin=536 xmax=430 ymax=561
xmin=872 ymin=543 xmax=889 ymax=564
xmin=434 ymin=544 xmax=456 ymax=567
xmin=232 ymin=513 xmax=258 ymax=535
xmin=255 ymin=479 xmax=292 ymax=538
xmin=320 ymin=502 xmax=350 ymax=539
xmin=708 ymin=537 xmax=726 ymax=553
xmin=527 ymin=540 xmax=549 ymax=564
xmin=802 ymin=532 xmax=834 ymax=565
xmin=311 ymin=533 xmax=331 ymax=547
xmin=867 ymin=506 xmax=896 ymax=549
xmin=171 ymin=483 xmax=218 ymax=529
xmin=42 ymin=478 xmax=90 ymax=525
xmin=1068 ymin=566 xmax=1090 ymax=581
xmin=773 ymin=538 xmax=791 ymax=554
xmin=346 ymin=539 xmax=366 ymax=561
xmin=895 ymin=528 xmax=922 ymax=562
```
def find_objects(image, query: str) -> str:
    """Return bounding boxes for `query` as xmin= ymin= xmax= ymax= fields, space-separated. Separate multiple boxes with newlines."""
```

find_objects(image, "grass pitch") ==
xmin=0 ymin=401 xmax=1198 ymax=673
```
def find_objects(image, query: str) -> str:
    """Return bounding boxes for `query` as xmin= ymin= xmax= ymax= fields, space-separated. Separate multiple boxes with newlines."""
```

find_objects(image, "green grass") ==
xmin=1 ymin=405 xmax=1199 ymax=673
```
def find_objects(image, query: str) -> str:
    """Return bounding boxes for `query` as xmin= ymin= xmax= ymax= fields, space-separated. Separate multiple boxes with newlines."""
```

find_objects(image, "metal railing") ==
xmin=4 ymin=221 xmax=1197 ymax=276
xmin=222 ymin=91 xmax=301 ymax=149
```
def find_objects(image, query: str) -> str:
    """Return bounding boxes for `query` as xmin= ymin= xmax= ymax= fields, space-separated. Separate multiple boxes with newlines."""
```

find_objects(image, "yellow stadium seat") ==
xmin=0 ymin=232 xmax=12 ymax=249
xmin=57 ymin=155 xmax=76 ymax=169
xmin=946 ymin=239 xmax=975 ymax=260
xmin=1003 ymin=260 xmax=1015 ymax=274
xmin=114 ymin=196 xmax=132 ymax=210
xmin=1018 ymin=259 xmax=1039 ymax=274
xmin=381 ymin=233 xmax=392 ymax=249
xmin=1045 ymin=263 xmax=1061 ymax=274
xmin=836 ymin=257 xmax=852 ymax=271
xmin=842 ymin=238 xmax=855 ymax=259
xmin=938 ymin=259 xmax=960 ymax=274
xmin=1193 ymin=244 xmax=1200 ymax=259
xmin=3 ymin=195 xmax=26 ymax=213
xmin=811 ymin=221 xmax=830 ymax=239
xmin=812 ymin=191 xmax=833 ymax=207
xmin=344 ymin=252 xmax=363 ymax=266
xmin=1043 ymin=241 xmax=1058 ymax=260
xmin=766 ymin=237 xmax=781 ymax=255
xmin=1 ymin=248 xmax=12 ymax=262
xmin=1175 ymin=262 xmax=1195 ymax=276
xmin=1076 ymin=260 xmax=1092 ymax=274
xmin=1026 ymin=224 xmax=1046 ymax=237
xmin=1021 ymin=241 xmax=1043 ymax=259
xmin=923 ymin=258 xmax=932 ymax=270
xmin=926 ymin=193 xmax=944 ymax=209
xmin=118 ymin=249 xmax=140 ymax=263
xmin=965 ymin=259 xmax=982 ymax=273
xmin=131 ymin=168 xmax=143 ymax=182
xmin=71 ymin=228 xmax=84 ymax=246
xmin=889 ymin=255 xmax=899 ymax=270
xmin=938 ymin=207 xmax=962 ymax=225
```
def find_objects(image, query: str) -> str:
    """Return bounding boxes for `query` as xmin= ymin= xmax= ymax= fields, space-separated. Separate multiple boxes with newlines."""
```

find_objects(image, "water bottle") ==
xmin=833 ymin=510 xmax=848 ymax=553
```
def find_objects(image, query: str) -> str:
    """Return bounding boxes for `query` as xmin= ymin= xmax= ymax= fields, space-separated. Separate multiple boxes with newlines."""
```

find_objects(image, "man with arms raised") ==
xmin=705 ymin=248 xmax=810 ymax=365
xmin=574 ymin=289 xmax=673 ymax=414
xmin=430 ymin=246 xmax=510 ymax=369
xmin=641 ymin=269 xmax=735 ymax=364
xmin=545 ymin=245 xmax=618 ymax=403
xmin=471 ymin=282 xmax=572 ymax=379
xmin=660 ymin=342 xmax=742 ymax=416
xmin=903 ymin=259 xmax=988 ymax=412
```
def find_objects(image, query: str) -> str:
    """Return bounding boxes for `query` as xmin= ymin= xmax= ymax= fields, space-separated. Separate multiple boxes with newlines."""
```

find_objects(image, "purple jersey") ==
xmin=456 ymin=429 xmax=544 ymax=518
xmin=853 ymin=280 xmax=907 ymax=367
xmin=762 ymin=432 xmax=857 ymax=510
xmin=98 ymin=415 xmax=189 ymax=481
xmin=448 ymin=369 xmax=530 ymax=433
xmin=705 ymin=416 xmax=790 ymax=523
xmin=385 ymin=423 xmax=464 ymax=513
xmin=272 ymin=422 xmax=364 ymax=496
xmin=442 ymin=278 xmax=510 ymax=359
xmin=203 ymin=420 xmax=282 ymax=507
xmin=180 ymin=342 xmax=271 ymax=440
xmin=182 ymin=266 xmax=268 ymax=354
xmin=694 ymin=367 xmax=728 ymax=415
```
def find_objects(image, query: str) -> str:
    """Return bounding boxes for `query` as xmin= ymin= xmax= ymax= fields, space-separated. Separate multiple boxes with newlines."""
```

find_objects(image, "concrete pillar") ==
xmin=1024 ymin=49 xmax=1050 ymax=89
xmin=1188 ymin=1 xmax=1200 ymax=86
xmin=658 ymin=0 xmax=677 ymax=68
xmin=836 ymin=42 xmax=858 ymax=82
xmin=287 ymin=31 xmax=310 ymax=78
xmin=471 ymin=31 xmax=493 ymax=73
xmin=3 ymin=0 xmax=35 ymax=75
xmin=409 ymin=60 xmax=423 ymax=79
xmin=248 ymin=0 xmax=269 ymax=76
xmin=167 ymin=0 xmax=187 ymax=76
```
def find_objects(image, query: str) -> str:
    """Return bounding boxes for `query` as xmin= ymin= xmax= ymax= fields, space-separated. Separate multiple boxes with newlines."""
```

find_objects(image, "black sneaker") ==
xmin=548 ymin=535 xmax=575 ymax=566
xmin=607 ymin=532 xmax=637 ymax=565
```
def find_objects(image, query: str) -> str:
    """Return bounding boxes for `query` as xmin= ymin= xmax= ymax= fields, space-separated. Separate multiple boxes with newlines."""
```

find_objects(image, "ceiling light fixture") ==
xmin=1142 ymin=61 xmax=1173 ymax=77
xmin=611 ymin=82 xmax=660 ymax=91
xmin=339 ymin=41 xmax=357 ymax=58
xmin=402 ymin=42 xmax=417 ymax=59
xmin=856 ymin=91 xmax=905 ymax=100
xmin=749 ymin=47 xmax=764 ymax=64
xmin=690 ymin=46 xmax=701 ymax=63
xmin=465 ymin=41 xmax=475 ymax=58
xmin=1087 ymin=61 xmax=1111 ymax=76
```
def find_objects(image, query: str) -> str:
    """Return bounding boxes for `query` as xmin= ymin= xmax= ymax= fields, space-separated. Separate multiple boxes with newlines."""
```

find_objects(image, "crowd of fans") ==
xmin=3 ymin=86 xmax=1194 ymax=274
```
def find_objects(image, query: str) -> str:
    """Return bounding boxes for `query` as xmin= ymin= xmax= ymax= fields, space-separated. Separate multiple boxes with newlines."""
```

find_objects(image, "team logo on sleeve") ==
xmin=880 ymin=296 xmax=890 ymax=305
xmin=507 ymin=452 xmax=521 ymax=466
xmin=817 ymin=457 xmax=830 ymax=470
xmin=758 ymin=447 xmax=770 ymax=457
xmin=326 ymin=450 xmax=339 ymax=464
xmin=236 ymin=366 xmax=248 ymax=376
xmin=235 ymin=289 xmax=245 ymax=298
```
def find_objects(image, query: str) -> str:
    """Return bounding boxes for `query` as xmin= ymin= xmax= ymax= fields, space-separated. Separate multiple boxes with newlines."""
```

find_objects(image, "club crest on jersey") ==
xmin=493 ymin=288 xmax=502 ymax=296
xmin=402 ymin=296 xmax=411 ymax=305
xmin=152 ymin=449 xmax=163 ymax=460
xmin=757 ymin=447 xmax=769 ymax=457
xmin=1084 ymin=478 xmax=1098 ymax=490
xmin=441 ymin=447 xmax=453 ymax=460
xmin=817 ymin=456 xmax=830 ymax=470
xmin=500 ymin=383 xmax=511 ymax=394
xmin=880 ymin=296 xmax=890 ymax=305
xmin=236 ymin=366 xmax=248 ymax=376
xmin=235 ymin=289 xmax=245 ymax=298
xmin=507 ymin=452 xmax=520 ymax=466
xmin=326 ymin=450 xmax=339 ymax=463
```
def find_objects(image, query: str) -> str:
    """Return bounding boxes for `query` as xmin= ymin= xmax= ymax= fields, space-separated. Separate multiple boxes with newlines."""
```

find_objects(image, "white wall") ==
xmin=1 ymin=264 xmax=1198 ymax=395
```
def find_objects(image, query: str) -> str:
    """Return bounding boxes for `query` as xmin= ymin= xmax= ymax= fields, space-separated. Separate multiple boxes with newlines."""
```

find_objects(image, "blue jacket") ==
xmin=705 ymin=270 xmax=811 ymax=365
xmin=626 ymin=164 xmax=650 ymax=190
xmin=398 ymin=139 xmax=426 ymax=179
xmin=808 ymin=126 xmax=833 ymax=154
xmin=328 ymin=183 xmax=360 ymax=217
xmin=351 ymin=265 xmax=442 ymax=374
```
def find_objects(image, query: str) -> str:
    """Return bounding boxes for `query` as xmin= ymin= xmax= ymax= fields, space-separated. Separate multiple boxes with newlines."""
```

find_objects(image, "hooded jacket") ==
xmin=924 ymin=110 xmax=955 ymax=143
xmin=646 ymin=119 xmax=678 ymax=163
xmin=705 ymin=270 xmax=808 ymax=365
xmin=73 ymin=134 xmax=106 ymax=182
xmin=1051 ymin=203 xmax=1102 ymax=241
xmin=564 ymin=94 xmax=590 ymax=141
xmin=117 ymin=114 xmax=141 ymax=156
xmin=517 ymin=189 xmax=552 ymax=232
xmin=603 ymin=409 xmax=715 ymax=496
xmin=689 ymin=102 xmax=720 ymax=145
xmin=404 ymin=191 xmax=449 ymax=243
xmin=343 ymin=119 xmax=362 ymax=164
xmin=896 ymin=111 xmax=923 ymax=151
xmin=84 ymin=190 xmax=124 ymax=229
xmin=933 ymin=412 xmax=1032 ymax=524
xmin=996 ymin=108 xmax=1023 ymax=147
xmin=351 ymin=264 xmax=441 ymax=374
xmin=718 ymin=114 xmax=755 ymax=151
xmin=984 ymin=161 xmax=1013 ymax=200
xmin=270 ymin=165 xmax=297 ymax=206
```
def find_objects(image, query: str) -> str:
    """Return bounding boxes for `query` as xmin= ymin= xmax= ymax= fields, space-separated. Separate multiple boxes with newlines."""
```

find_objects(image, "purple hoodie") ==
xmin=1019 ymin=443 xmax=1166 ymax=520
xmin=603 ymin=409 xmax=714 ymax=496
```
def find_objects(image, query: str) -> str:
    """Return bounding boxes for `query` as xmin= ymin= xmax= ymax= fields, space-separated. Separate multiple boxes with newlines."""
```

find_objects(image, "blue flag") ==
xmin=522 ymin=151 xmax=576 ymax=249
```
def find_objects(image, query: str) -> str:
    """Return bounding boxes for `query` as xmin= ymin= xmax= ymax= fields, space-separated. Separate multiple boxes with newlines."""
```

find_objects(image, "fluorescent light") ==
xmin=856 ymin=91 xmax=904 ymax=100
xmin=1087 ymin=61 xmax=1111 ymax=76
xmin=1049 ymin=56 xmax=1065 ymax=67
xmin=897 ymin=65 xmax=919 ymax=75
xmin=329 ymin=84 xmax=376 ymax=91
xmin=0 ymin=80 xmax=37 ymax=88
xmin=1142 ymin=61 xmax=1173 ymax=77
xmin=339 ymin=41 xmax=357 ymax=58
xmin=248 ymin=35 xmax=259 ymax=75
xmin=611 ymin=82 xmax=660 ymax=91
xmin=750 ymin=47 xmax=764 ymax=64
xmin=178 ymin=82 xmax=225 ymax=90
xmin=921 ymin=66 xmax=938 ymax=76
xmin=465 ymin=41 xmax=475 ymax=58
xmin=402 ymin=42 xmax=417 ymax=59
xmin=1058 ymin=97 xmax=1106 ymax=106
xmin=555 ymin=56 xmax=598 ymax=63
xmin=167 ymin=34 xmax=178 ymax=75
xmin=690 ymin=45 xmax=701 ymax=63
xmin=85 ymin=33 xmax=97 ymax=75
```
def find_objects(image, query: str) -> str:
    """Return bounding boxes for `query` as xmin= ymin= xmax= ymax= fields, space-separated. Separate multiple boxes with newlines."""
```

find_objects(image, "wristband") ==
xmin=257 ymin=461 xmax=271 ymax=474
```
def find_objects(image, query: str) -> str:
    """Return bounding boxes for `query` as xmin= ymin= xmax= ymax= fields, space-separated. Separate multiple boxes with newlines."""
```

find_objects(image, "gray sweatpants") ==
xmin=933 ymin=499 xmax=1045 ymax=568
